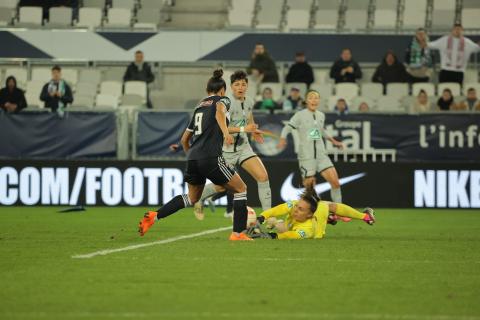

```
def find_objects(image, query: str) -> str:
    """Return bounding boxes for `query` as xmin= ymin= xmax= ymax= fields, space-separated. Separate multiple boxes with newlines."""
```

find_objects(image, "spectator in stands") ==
xmin=428 ymin=23 xmax=480 ymax=84
xmin=329 ymin=48 xmax=362 ymax=83
xmin=124 ymin=50 xmax=155 ymax=108
xmin=436 ymin=88 xmax=455 ymax=111
xmin=358 ymin=102 xmax=370 ymax=113
xmin=254 ymin=87 xmax=281 ymax=113
xmin=123 ymin=50 xmax=155 ymax=84
xmin=456 ymin=88 xmax=480 ymax=111
xmin=40 ymin=65 xmax=73 ymax=114
xmin=410 ymin=89 xmax=432 ymax=113
xmin=372 ymin=50 xmax=408 ymax=91
xmin=286 ymin=52 xmax=314 ymax=88
xmin=333 ymin=98 xmax=349 ymax=115
xmin=282 ymin=87 xmax=304 ymax=112
xmin=0 ymin=76 xmax=27 ymax=113
xmin=248 ymin=43 xmax=279 ymax=83
xmin=405 ymin=28 xmax=432 ymax=83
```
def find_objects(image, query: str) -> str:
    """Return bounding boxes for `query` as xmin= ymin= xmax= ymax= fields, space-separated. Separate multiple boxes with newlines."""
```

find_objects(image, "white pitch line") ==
xmin=72 ymin=226 xmax=231 ymax=259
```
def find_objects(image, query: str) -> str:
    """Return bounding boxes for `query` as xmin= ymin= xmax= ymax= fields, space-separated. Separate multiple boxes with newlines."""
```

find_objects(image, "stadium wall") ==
xmin=1 ymin=160 xmax=478 ymax=209
xmin=1 ymin=30 xmax=479 ymax=62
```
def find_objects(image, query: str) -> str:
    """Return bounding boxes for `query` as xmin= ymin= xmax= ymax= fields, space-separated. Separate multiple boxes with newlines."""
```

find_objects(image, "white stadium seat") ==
xmin=373 ymin=9 xmax=397 ymax=29
xmin=77 ymin=7 xmax=103 ymax=29
xmin=376 ymin=96 xmax=404 ymax=112
xmin=310 ymin=83 xmax=333 ymax=99
xmin=47 ymin=7 xmax=73 ymax=27
xmin=31 ymin=68 xmax=51 ymax=82
xmin=361 ymin=83 xmax=384 ymax=100
xmin=95 ymin=93 xmax=118 ymax=108
xmin=386 ymin=83 xmax=409 ymax=99
xmin=100 ymin=81 xmax=122 ymax=98
xmin=344 ymin=10 xmax=368 ymax=30
xmin=79 ymin=69 xmax=102 ymax=86
xmin=83 ymin=0 xmax=105 ymax=8
xmin=437 ymin=83 xmax=461 ymax=97
xmin=335 ymin=83 xmax=359 ymax=100
xmin=105 ymin=8 xmax=132 ymax=27
xmin=112 ymin=0 xmax=136 ymax=10
xmin=17 ymin=6 xmax=43 ymax=26
xmin=124 ymin=81 xmax=147 ymax=99
xmin=228 ymin=0 xmax=255 ymax=28
xmin=412 ymin=83 xmax=435 ymax=97
xmin=0 ymin=7 xmax=14 ymax=26
xmin=285 ymin=0 xmax=311 ymax=30
xmin=255 ymin=0 xmax=283 ymax=29
xmin=75 ymin=82 xmax=98 ymax=98
xmin=71 ymin=95 xmax=95 ymax=108
xmin=403 ymin=0 xmax=427 ymax=28
xmin=462 ymin=9 xmax=480 ymax=29
xmin=0 ymin=0 xmax=18 ymax=9
xmin=61 ymin=68 xmax=79 ymax=87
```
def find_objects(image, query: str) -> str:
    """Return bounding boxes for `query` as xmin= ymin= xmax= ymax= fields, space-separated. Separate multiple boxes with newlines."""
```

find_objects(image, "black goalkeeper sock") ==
xmin=232 ymin=192 xmax=247 ymax=233
xmin=156 ymin=194 xmax=191 ymax=220
xmin=211 ymin=191 xmax=227 ymax=202
xmin=226 ymin=192 xmax=234 ymax=213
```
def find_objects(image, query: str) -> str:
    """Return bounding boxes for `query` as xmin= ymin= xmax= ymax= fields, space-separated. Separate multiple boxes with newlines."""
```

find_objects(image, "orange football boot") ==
xmin=229 ymin=232 xmax=253 ymax=241
xmin=138 ymin=211 xmax=157 ymax=236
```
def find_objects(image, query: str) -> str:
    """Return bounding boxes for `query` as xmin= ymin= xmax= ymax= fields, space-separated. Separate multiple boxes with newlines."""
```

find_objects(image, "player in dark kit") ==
xmin=138 ymin=69 xmax=253 ymax=241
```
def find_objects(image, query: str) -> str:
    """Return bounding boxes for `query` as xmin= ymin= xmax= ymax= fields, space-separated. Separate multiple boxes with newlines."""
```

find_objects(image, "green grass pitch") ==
xmin=1 ymin=206 xmax=480 ymax=320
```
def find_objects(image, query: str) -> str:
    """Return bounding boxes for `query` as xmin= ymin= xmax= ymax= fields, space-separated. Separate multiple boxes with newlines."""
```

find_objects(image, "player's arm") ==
xmin=321 ymin=128 xmax=344 ymax=149
xmin=215 ymin=101 xmax=234 ymax=145
xmin=278 ymin=113 xmax=299 ymax=148
xmin=180 ymin=130 xmax=193 ymax=152
xmin=260 ymin=202 xmax=292 ymax=220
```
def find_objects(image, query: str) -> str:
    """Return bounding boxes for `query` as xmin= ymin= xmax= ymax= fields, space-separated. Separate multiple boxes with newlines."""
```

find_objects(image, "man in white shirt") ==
xmin=428 ymin=23 xmax=480 ymax=84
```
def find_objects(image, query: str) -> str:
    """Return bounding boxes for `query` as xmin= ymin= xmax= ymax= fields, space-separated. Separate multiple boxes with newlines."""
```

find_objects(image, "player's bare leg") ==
xmin=241 ymin=156 xmax=271 ymax=210
xmin=193 ymin=184 xmax=225 ymax=220
xmin=222 ymin=173 xmax=252 ymax=241
xmin=328 ymin=202 xmax=375 ymax=225
xmin=302 ymin=176 xmax=316 ymax=189
xmin=321 ymin=167 xmax=343 ymax=205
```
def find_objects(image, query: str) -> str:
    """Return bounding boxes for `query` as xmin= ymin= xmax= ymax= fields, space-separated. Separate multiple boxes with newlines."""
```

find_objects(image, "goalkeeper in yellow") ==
xmin=248 ymin=187 xmax=375 ymax=239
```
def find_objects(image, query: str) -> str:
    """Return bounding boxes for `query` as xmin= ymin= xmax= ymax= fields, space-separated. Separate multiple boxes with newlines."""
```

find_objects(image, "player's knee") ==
xmin=256 ymin=173 xmax=269 ymax=183
xmin=331 ymin=180 xmax=341 ymax=189
xmin=235 ymin=182 xmax=247 ymax=193
xmin=188 ymin=194 xmax=200 ymax=204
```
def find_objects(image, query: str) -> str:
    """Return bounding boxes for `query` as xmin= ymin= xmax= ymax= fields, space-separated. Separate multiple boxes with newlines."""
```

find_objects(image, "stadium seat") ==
xmin=0 ymin=8 xmax=14 ymax=26
xmin=373 ymin=9 xmax=397 ymax=29
xmin=361 ymin=83 xmax=383 ymax=100
xmin=255 ymin=0 xmax=284 ymax=29
xmin=351 ymin=96 xmax=375 ymax=110
xmin=124 ymin=81 xmax=147 ymax=99
xmin=375 ymin=0 xmax=398 ymax=10
xmin=344 ymin=10 xmax=368 ymax=30
xmin=17 ymin=6 xmax=43 ymax=26
xmin=75 ymin=82 xmax=98 ymax=98
xmin=61 ymin=68 xmax=79 ymax=87
xmin=105 ymin=8 xmax=132 ymax=27
xmin=112 ymin=0 xmax=136 ymax=10
xmin=285 ymin=0 xmax=311 ymax=30
xmin=312 ymin=69 xmax=330 ymax=84
xmin=134 ymin=8 xmax=161 ymax=29
xmin=310 ymin=83 xmax=333 ymax=99
xmin=71 ymin=95 xmax=94 ymax=108
xmin=31 ymin=68 xmax=51 ymax=82
xmin=0 ymin=0 xmax=18 ymax=9
xmin=462 ymin=83 xmax=480 ymax=96
xmin=412 ymin=83 xmax=435 ymax=97
xmin=141 ymin=0 xmax=167 ymax=9
xmin=121 ymin=94 xmax=143 ymax=106
xmin=335 ymin=83 xmax=359 ymax=100
xmin=285 ymin=82 xmax=307 ymax=99
xmin=83 ymin=0 xmax=106 ymax=8
xmin=103 ymin=68 xmax=124 ymax=82
xmin=376 ymin=96 xmax=404 ymax=112
xmin=95 ymin=93 xmax=118 ymax=108
xmin=259 ymin=82 xmax=283 ymax=101
xmin=464 ymin=69 xmax=479 ymax=83
xmin=100 ymin=81 xmax=123 ymax=98
xmin=46 ymin=7 xmax=73 ymax=27
xmin=313 ymin=9 xmax=337 ymax=29
xmin=25 ymin=80 xmax=44 ymax=108
xmin=4 ymin=68 xmax=27 ymax=87
xmin=462 ymin=9 xmax=480 ymax=29
xmin=25 ymin=92 xmax=42 ymax=108
xmin=77 ymin=7 xmax=103 ymax=29
xmin=402 ymin=0 xmax=426 ymax=29
xmin=228 ymin=0 xmax=255 ymax=28
xmin=437 ymin=83 xmax=461 ymax=97
xmin=386 ymin=83 xmax=409 ymax=99
xmin=79 ymin=69 xmax=102 ymax=87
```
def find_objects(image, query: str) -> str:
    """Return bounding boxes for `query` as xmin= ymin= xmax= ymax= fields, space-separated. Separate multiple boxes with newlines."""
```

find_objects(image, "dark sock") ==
xmin=233 ymin=192 xmax=247 ymax=233
xmin=226 ymin=192 xmax=234 ymax=213
xmin=156 ymin=194 xmax=190 ymax=220
xmin=211 ymin=191 xmax=227 ymax=202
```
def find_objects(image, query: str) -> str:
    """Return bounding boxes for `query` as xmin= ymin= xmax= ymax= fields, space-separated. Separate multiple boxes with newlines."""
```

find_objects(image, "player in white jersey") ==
xmin=194 ymin=70 xmax=271 ymax=220
xmin=278 ymin=90 xmax=345 ymax=204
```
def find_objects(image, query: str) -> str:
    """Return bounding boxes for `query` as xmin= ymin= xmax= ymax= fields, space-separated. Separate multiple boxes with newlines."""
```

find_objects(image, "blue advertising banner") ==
xmin=0 ymin=111 xmax=117 ymax=159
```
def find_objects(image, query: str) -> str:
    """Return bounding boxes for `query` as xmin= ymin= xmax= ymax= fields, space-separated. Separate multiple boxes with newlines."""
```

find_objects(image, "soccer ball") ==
xmin=246 ymin=206 xmax=257 ymax=228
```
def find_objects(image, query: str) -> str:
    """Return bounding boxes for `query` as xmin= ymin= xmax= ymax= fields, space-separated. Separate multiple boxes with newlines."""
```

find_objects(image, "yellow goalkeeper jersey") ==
xmin=260 ymin=200 xmax=330 ymax=239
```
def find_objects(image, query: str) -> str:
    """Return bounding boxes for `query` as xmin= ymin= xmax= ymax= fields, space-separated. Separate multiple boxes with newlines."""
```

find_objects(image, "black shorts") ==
xmin=184 ymin=156 xmax=236 ymax=186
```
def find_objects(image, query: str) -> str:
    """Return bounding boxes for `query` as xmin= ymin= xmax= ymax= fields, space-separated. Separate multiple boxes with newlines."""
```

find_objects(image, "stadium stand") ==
xmin=312 ymin=0 xmax=339 ymax=30
xmin=254 ymin=0 xmax=284 ymax=30
xmin=431 ymin=0 xmax=456 ymax=30
xmin=402 ymin=0 xmax=427 ymax=29
xmin=104 ymin=7 xmax=132 ymax=28
xmin=46 ymin=7 xmax=73 ymax=28
xmin=285 ymin=0 xmax=312 ymax=30
xmin=76 ymin=7 xmax=103 ymax=28
xmin=228 ymin=0 xmax=255 ymax=28
xmin=16 ymin=6 xmax=43 ymax=27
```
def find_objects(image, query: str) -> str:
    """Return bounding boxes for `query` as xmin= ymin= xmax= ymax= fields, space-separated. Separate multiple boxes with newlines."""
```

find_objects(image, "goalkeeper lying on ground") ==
xmin=248 ymin=187 xmax=375 ymax=239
